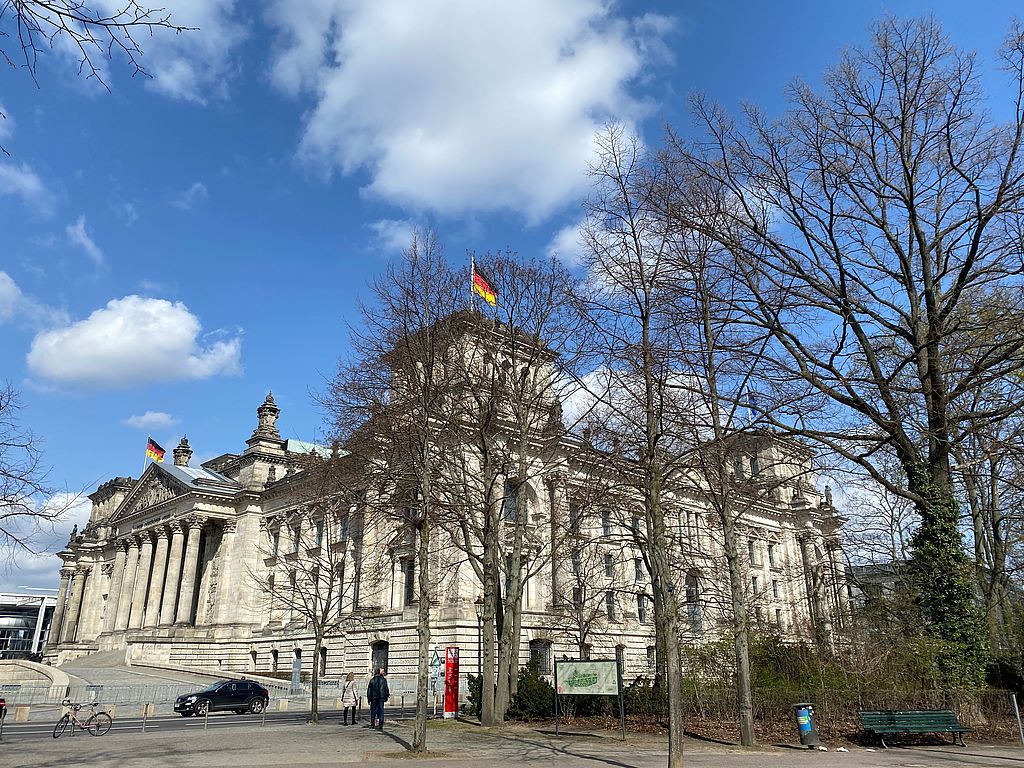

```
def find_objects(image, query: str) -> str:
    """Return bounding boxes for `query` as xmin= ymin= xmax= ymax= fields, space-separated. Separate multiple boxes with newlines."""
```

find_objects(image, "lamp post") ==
xmin=473 ymin=596 xmax=484 ymax=675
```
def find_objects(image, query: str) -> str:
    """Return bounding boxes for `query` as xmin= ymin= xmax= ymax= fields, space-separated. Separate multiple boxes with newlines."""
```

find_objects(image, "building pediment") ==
xmin=110 ymin=466 xmax=191 ymax=523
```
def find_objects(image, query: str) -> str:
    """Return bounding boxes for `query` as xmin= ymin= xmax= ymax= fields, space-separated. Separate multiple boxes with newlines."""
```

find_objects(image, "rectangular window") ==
xmin=403 ymin=559 xmax=415 ymax=606
xmin=339 ymin=516 xmax=350 ymax=543
xmin=631 ymin=514 xmax=641 ymax=536
xmin=601 ymin=510 xmax=611 ymax=536
xmin=772 ymin=580 xmax=780 ymax=599
xmin=768 ymin=542 xmax=777 ymax=568
xmin=750 ymin=454 xmax=760 ymax=475
xmin=775 ymin=609 xmax=783 ymax=629
xmin=582 ymin=644 xmax=592 ymax=661
xmin=604 ymin=553 xmax=614 ymax=578
xmin=291 ymin=526 xmax=300 ymax=556
xmin=734 ymin=456 xmax=746 ymax=480
xmin=572 ymin=587 xmax=582 ymax=607
xmin=747 ymin=540 xmax=756 ymax=565
xmin=634 ymin=557 xmax=644 ymax=581
xmin=271 ymin=530 xmax=279 ymax=557
xmin=605 ymin=590 xmax=616 ymax=621
xmin=646 ymin=645 xmax=656 ymax=671
xmin=569 ymin=502 xmax=581 ymax=531
xmin=337 ymin=562 xmax=346 ymax=611
xmin=615 ymin=645 xmax=625 ymax=674
xmin=571 ymin=552 xmax=581 ymax=576
xmin=315 ymin=519 xmax=324 ymax=548
xmin=637 ymin=593 xmax=647 ymax=623
xmin=751 ymin=575 xmax=759 ymax=594
xmin=529 ymin=640 xmax=552 ymax=675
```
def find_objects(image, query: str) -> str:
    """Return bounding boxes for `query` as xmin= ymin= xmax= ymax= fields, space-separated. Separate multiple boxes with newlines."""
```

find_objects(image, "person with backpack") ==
xmin=366 ymin=667 xmax=389 ymax=730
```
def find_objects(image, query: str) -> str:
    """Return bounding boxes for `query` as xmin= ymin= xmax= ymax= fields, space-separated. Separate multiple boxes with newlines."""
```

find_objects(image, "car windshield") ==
xmin=200 ymin=681 xmax=227 ymax=693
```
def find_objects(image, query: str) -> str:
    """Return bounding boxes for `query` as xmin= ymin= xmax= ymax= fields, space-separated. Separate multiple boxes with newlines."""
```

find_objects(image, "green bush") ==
xmin=624 ymin=676 xmax=667 ymax=717
xmin=507 ymin=657 xmax=555 ymax=720
xmin=466 ymin=673 xmax=483 ymax=718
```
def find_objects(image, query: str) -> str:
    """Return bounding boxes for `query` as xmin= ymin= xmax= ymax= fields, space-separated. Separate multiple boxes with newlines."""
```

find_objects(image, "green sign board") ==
xmin=555 ymin=660 xmax=619 ymax=696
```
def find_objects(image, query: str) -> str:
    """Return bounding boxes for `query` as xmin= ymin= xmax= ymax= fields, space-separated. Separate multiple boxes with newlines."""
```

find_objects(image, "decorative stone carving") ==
xmin=126 ymin=473 xmax=183 ymax=517
xmin=253 ymin=392 xmax=281 ymax=439
xmin=222 ymin=518 xmax=238 ymax=534
xmin=101 ymin=563 xmax=115 ymax=576
xmin=173 ymin=436 xmax=193 ymax=467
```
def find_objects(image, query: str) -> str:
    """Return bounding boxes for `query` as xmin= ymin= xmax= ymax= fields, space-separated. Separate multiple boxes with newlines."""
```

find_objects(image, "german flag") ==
xmin=472 ymin=260 xmax=497 ymax=306
xmin=146 ymin=437 xmax=166 ymax=463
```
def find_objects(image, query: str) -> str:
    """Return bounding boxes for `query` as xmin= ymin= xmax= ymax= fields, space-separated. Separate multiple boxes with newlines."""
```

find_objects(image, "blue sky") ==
xmin=1 ymin=0 xmax=1019 ymax=590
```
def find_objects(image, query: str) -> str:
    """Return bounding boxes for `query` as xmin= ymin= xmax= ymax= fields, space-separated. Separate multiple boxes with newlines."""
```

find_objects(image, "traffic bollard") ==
xmin=204 ymin=706 xmax=209 ymax=731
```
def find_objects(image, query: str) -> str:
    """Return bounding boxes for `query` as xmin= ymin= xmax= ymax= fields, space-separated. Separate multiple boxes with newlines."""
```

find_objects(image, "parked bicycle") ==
xmin=53 ymin=699 xmax=112 ymax=738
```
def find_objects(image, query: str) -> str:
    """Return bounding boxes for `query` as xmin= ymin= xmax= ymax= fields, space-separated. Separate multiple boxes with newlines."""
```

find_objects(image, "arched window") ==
xmin=371 ymin=640 xmax=389 ymax=674
xmin=271 ymin=648 xmax=279 ymax=672
xmin=529 ymin=639 xmax=552 ymax=675
xmin=319 ymin=647 xmax=328 ymax=676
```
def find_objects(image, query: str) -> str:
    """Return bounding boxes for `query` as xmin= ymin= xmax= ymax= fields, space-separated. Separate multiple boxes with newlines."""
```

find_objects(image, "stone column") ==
xmin=102 ymin=545 xmax=128 ymax=633
xmin=160 ymin=522 xmax=186 ymax=625
xmin=546 ymin=472 xmax=565 ymax=607
xmin=143 ymin=528 xmax=171 ymax=628
xmin=115 ymin=538 xmax=140 ymax=630
xmin=60 ymin=568 xmax=89 ymax=643
xmin=128 ymin=534 xmax=154 ymax=630
xmin=175 ymin=518 xmax=204 ymax=625
xmin=49 ymin=568 xmax=73 ymax=646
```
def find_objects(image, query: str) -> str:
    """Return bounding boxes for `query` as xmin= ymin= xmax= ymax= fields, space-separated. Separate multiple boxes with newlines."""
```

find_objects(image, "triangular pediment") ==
xmin=110 ymin=464 xmax=191 ymax=523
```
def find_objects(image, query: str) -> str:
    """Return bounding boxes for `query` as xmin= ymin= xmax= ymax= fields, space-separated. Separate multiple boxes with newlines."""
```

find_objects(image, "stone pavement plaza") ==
xmin=6 ymin=718 xmax=1023 ymax=768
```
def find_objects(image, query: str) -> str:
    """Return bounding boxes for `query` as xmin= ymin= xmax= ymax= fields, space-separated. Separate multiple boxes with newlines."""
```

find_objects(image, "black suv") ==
xmin=174 ymin=679 xmax=270 ymax=717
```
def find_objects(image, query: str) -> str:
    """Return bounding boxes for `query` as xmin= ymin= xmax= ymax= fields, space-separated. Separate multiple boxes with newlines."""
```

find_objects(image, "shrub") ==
xmin=507 ymin=656 xmax=555 ymax=720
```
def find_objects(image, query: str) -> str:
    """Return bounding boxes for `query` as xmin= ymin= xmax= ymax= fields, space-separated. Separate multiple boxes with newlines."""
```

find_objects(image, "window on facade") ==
xmin=502 ymin=479 xmax=518 ymax=522
xmin=569 ymin=502 xmax=581 ymax=532
xmin=750 ymin=454 xmax=760 ymax=475
xmin=601 ymin=509 xmax=611 ymax=536
xmin=635 ymin=557 xmax=644 ymax=581
xmin=605 ymin=590 xmax=616 ymax=621
xmin=571 ymin=552 xmax=581 ymax=576
xmin=315 ymin=519 xmax=324 ymax=548
xmin=337 ymin=563 xmax=346 ymax=611
xmin=615 ymin=644 xmax=625 ymax=674
xmin=604 ymin=553 xmax=614 ymax=578
xmin=271 ymin=529 xmax=280 ymax=557
xmin=631 ymin=514 xmax=641 ymax=536
xmin=685 ymin=572 xmax=703 ymax=633
xmin=291 ymin=526 xmax=300 ymax=556
xmin=747 ymin=539 xmax=756 ymax=565
xmin=581 ymin=643 xmax=592 ymax=661
xmin=529 ymin=640 xmax=552 ymax=675
xmin=271 ymin=649 xmax=279 ymax=672
xmin=768 ymin=542 xmax=777 ymax=568
xmin=637 ymin=593 xmax=647 ymax=623
xmin=646 ymin=645 xmax=656 ymax=671
xmin=751 ymin=575 xmax=759 ymax=593
xmin=572 ymin=587 xmax=582 ymax=607
xmin=371 ymin=641 xmax=389 ymax=673
xmin=772 ymin=580 xmax=780 ymax=599
xmin=775 ymin=609 xmax=783 ymax=629
xmin=734 ymin=456 xmax=746 ymax=480
xmin=339 ymin=515 xmax=350 ymax=543
xmin=319 ymin=647 xmax=328 ymax=675
xmin=403 ymin=559 xmax=415 ymax=606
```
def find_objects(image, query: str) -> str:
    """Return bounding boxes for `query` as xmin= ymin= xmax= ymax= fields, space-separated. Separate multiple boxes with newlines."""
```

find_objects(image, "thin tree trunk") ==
xmin=413 ymin=480 xmax=431 ymax=752
xmin=311 ymin=630 xmax=321 ymax=724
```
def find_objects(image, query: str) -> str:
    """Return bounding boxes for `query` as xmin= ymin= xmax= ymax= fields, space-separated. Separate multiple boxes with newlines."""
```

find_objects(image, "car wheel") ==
xmin=194 ymin=700 xmax=210 ymax=717
xmin=249 ymin=698 xmax=266 ymax=714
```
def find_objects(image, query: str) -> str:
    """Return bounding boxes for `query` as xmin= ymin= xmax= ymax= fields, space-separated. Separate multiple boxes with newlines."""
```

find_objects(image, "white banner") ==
xmin=555 ymin=660 xmax=619 ymax=696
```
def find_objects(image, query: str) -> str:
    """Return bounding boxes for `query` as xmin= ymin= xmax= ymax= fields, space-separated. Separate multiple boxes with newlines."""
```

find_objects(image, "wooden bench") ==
xmin=858 ymin=709 xmax=972 ymax=748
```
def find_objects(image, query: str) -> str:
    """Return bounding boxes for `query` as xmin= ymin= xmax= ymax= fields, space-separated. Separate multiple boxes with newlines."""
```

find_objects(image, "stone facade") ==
xmin=46 ymin=342 xmax=848 ymax=684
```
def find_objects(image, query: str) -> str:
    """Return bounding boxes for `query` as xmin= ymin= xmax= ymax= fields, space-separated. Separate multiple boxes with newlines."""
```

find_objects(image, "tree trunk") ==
xmin=311 ymin=630 xmax=321 ymax=724
xmin=722 ymin=511 xmax=755 ymax=745
xmin=413 ymin=503 xmax=431 ymax=751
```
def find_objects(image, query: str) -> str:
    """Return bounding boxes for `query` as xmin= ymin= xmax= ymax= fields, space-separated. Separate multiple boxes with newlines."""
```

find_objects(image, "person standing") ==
xmin=366 ymin=667 xmax=389 ymax=730
xmin=341 ymin=672 xmax=358 ymax=725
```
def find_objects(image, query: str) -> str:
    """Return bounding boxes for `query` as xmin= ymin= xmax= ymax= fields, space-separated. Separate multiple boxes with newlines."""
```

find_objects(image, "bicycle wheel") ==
xmin=53 ymin=714 xmax=69 ymax=739
xmin=87 ymin=712 xmax=112 ymax=736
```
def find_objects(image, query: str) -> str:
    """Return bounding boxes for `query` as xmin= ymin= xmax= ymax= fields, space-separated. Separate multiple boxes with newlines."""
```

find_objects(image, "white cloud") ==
xmin=0 ymin=162 xmax=52 ymax=212
xmin=0 ymin=271 xmax=69 ymax=329
xmin=1 ymin=492 xmax=92 ymax=592
xmin=368 ymin=219 xmax=417 ymax=255
xmin=122 ymin=411 xmax=179 ymax=429
xmin=26 ymin=296 xmax=243 ymax=389
xmin=66 ymin=215 xmax=104 ymax=265
xmin=546 ymin=218 xmax=588 ymax=267
xmin=172 ymin=181 xmax=209 ymax=210
xmin=268 ymin=0 xmax=671 ymax=220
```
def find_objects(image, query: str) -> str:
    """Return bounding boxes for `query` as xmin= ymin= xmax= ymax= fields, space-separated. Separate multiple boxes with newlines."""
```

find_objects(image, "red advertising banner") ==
xmin=444 ymin=645 xmax=459 ymax=718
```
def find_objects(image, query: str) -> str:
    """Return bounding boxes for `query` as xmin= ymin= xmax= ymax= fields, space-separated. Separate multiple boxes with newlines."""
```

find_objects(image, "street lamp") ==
xmin=473 ymin=596 xmax=484 ymax=675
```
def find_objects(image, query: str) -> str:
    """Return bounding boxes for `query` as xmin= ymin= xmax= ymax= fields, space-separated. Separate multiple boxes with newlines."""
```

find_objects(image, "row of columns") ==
xmin=52 ymin=517 xmax=220 ymax=647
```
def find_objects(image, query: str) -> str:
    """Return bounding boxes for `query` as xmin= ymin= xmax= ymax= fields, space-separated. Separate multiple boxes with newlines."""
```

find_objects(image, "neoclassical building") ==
xmin=46 ymin=330 xmax=848 ymax=686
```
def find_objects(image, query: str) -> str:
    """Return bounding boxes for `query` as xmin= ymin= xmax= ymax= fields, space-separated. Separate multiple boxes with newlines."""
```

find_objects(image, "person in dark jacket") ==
xmin=367 ymin=667 xmax=389 ymax=729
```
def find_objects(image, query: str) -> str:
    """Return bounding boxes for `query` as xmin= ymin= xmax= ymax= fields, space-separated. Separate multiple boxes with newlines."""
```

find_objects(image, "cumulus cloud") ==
xmin=0 ymin=162 xmax=52 ymax=212
xmin=172 ymin=181 xmax=209 ymax=210
xmin=26 ymin=296 xmax=243 ymax=388
xmin=368 ymin=218 xmax=417 ymax=255
xmin=66 ymin=215 xmax=104 ymax=265
xmin=0 ymin=271 xmax=69 ymax=329
xmin=122 ymin=411 xmax=179 ymax=429
xmin=2 ymin=492 xmax=92 ymax=592
xmin=268 ymin=0 xmax=671 ymax=220
xmin=546 ymin=218 xmax=588 ymax=267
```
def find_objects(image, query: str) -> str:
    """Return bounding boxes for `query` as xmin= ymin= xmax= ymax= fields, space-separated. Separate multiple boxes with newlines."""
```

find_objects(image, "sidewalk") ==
xmin=9 ymin=717 xmax=1024 ymax=768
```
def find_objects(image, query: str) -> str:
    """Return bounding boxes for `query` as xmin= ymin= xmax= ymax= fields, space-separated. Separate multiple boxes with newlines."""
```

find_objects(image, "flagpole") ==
xmin=142 ymin=436 xmax=149 ymax=476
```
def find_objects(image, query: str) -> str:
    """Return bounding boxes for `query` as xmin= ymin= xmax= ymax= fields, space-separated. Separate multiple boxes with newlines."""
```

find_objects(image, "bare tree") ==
xmin=322 ymin=230 xmax=460 ymax=753
xmin=0 ymin=381 xmax=75 ymax=560
xmin=680 ymin=16 xmax=1024 ymax=686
